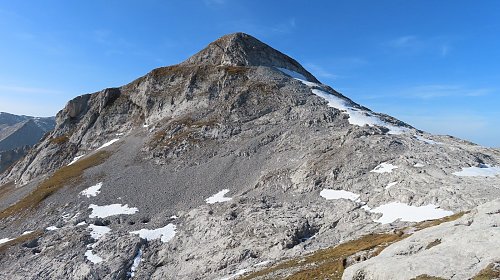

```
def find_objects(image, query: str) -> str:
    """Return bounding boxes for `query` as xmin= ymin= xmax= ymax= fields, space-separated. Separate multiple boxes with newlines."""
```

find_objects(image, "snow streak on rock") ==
xmin=80 ymin=182 xmax=103 ymax=198
xmin=276 ymin=68 xmax=409 ymax=134
xmin=97 ymin=138 xmax=120 ymax=150
xmin=85 ymin=250 xmax=103 ymax=264
xmin=370 ymin=162 xmax=398 ymax=173
xmin=88 ymin=204 xmax=138 ymax=218
xmin=206 ymin=189 xmax=232 ymax=204
xmin=130 ymin=224 xmax=177 ymax=243
xmin=452 ymin=164 xmax=500 ymax=177
xmin=320 ymin=189 xmax=360 ymax=201
xmin=369 ymin=202 xmax=454 ymax=224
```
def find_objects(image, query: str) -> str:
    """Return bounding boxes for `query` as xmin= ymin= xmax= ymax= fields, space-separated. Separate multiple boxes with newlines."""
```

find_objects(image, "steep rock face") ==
xmin=0 ymin=33 xmax=499 ymax=280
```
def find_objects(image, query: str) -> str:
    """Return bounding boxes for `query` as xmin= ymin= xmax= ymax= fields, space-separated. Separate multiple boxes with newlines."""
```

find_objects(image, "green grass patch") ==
xmin=0 ymin=151 xmax=111 ymax=220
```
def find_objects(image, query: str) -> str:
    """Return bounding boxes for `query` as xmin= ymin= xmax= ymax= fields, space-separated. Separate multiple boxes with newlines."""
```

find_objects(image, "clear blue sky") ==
xmin=0 ymin=1 xmax=499 ymax=147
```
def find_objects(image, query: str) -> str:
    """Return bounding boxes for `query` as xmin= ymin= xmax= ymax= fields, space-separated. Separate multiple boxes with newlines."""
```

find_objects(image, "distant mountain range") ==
xmin=0 ymin=112 xmax=55 ymax=173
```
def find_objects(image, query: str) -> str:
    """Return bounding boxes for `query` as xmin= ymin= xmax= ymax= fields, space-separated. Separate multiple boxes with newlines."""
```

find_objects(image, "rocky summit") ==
xmin=0 ymin=33 xmax=499 ymax=280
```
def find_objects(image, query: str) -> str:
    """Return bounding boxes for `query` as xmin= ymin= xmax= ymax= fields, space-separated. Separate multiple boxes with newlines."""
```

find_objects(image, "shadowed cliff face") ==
xmin=0 ymin=33 xmax=499 ymax=280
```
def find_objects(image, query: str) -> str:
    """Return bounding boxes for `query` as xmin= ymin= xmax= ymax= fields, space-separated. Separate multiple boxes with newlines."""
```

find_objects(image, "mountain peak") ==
xmin=181 ymin=32 xmax=319 ymax=82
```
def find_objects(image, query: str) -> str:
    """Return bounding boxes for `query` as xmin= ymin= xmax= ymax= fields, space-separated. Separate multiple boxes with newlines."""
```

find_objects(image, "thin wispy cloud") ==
xmin=360 ymin=84 xmax=494 ymax=100
xmin=402 ymin=84 xmax=493 ymax=99
xmin=304 ymin=63 xmax=339 ymax=80
xmin=383 ymin=35 xmax=453 ymax=57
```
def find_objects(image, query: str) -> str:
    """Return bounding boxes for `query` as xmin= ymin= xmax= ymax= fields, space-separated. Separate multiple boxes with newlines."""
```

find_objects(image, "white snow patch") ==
xmin=170 ymin=215 xmax=178 ymax=219
xmin=21 ymin=230 xmax=33 ymax=236
xmin=76 ymin=221 xmax=87 ymax=226
xmin=128 ymin=249 xmax=143 ymax=277
xmin=385 ymin=182 xmax=398 ymax=190
xmin=414 ymin=163 xmax=425 ymax=168
xmin=130 ymin=224 xmax=177 ymax=243
xmin=68 ymin=155 xmax=85 ymax=165
xmin=85 ymin=250 xmax=103 ymax=264
xmin=80 ymin=182 xmax=103 ymax=198
xmin=206 ymin=189 xmax=232 ymax=204
xmin=312 ymin=89 xmax=406 ymax=134
xmin=143 ymin=124 xmax=149 ymax=128
xmin=276 ymin=67 xmax=308 ymax=81
xmin=415 ymin=135 xmax=442 ymax=145
xmin=275 ymin=68 xmax=408 ymax=135
xmin=254 ymin=260 xmax=271 ymax=267
xmin=88 ymin=224 xmax=111 ymax=240
xmin=370 ymin=162 xmax=398 ymax=173
xmin=361 ymin=205 xmax=372 ymax=211
xmin=97 ymin=138 xmax=120 ymax=150
xmin=0 ymin=238 xmax=13 ymax=245
xmin=452 ymin=164 xmax=500 ymax=177
xmin=116 ymin=133 xmax=124 ymax=136
xmin=46 ymin=226 xmax=59 ymax=231
xmin=88 ymin=204 xmax=138 ymax=218
xmin=320 ymin=189 xmax=360 ymax=201
xmin=370 ymin=202 xmax=454 ymax=224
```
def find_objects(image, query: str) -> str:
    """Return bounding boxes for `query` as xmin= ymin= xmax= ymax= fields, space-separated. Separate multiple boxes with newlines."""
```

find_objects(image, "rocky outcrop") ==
xmin=342 ymin=199 xmax=500 ymax=280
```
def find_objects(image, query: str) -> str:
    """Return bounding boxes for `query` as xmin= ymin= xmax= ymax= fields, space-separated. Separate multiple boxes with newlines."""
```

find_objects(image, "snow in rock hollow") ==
xmin=414 ymin=135 xmax=442 ymax=145
xmin=88 ymin=204 xmax=138 ymax=218
xmin=68 ymin=155 xmax=85 ymax=166
xmin=452 ymin=164 xmax=500 ymax=177
xmin=370 ymin=162 xmax=398 ymax=173
xmin=414 ymin=163 xmax=425 ymax=168
xmin=369 ymin=202 xmax=454 ymax=224
xmin=275 ymin=67 xmax=409 ymax=135
xmin=128 ymin=249 xmax=143 ymax=277
xmin=0 ymin=238 xmax=13 ymax=245
xmin=88 ymin=224 xmax=111 ymax=240
xmin=46 ymin=226 xmax=59 ymax=231
xmin=320 ymin=189 xmax=360 ymax=201
xmin=80 ymin=182 xmax=103 ymax=198
xmin=85 ymin=250 xmax=103 ymax=264
xmin=97 ymin=138 xmax=120 ymax=150
xmin=385 ymin=182 xmax=398 ymax=190
xmin=206 ymin=189 xmax=232 ymax=204
xmin=130 ymin=224 xmax=177 ymax=243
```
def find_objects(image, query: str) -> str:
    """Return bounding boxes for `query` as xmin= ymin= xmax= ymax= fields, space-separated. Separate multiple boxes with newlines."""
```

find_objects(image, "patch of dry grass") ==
xmin=473 ymin=263 xmax=500 ymax=280
xmin=0 ymin=181 xmax=15 ymax=201
xmin=412 ymin=275 xmax=447 ymax=280
xmin=240 ymin=233 xmax=405 ymax=280
xmin=241 ymin=212 xmax=466 ymax=280
xmin=49 ymin=135 xmax=69 ymax=145
xmin=0 ymin=151 xmax=110 ymax=220
xmin=0 ymin=230 xmax=43 ymax=253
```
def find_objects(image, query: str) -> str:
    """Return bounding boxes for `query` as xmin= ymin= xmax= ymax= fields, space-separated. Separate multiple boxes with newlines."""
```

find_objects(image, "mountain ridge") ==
xmin=0 ymin=33 xmax=499 ymax=280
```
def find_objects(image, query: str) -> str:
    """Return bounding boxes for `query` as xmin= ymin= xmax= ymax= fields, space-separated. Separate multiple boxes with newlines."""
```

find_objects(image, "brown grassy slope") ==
xmin=0 ymin=151 xmax=110 ymax=220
